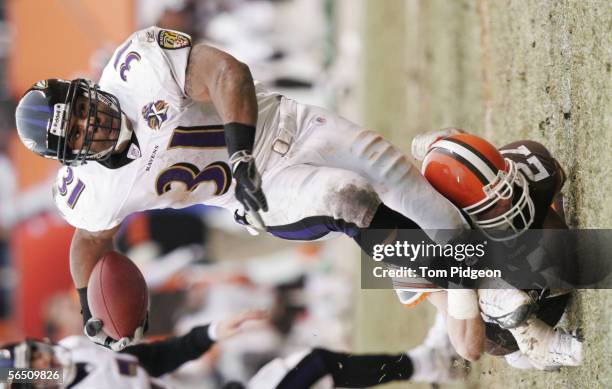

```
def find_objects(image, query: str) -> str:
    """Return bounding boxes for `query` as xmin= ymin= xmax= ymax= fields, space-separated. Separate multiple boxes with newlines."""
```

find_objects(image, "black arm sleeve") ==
xmin=121 ymin=325 xmax=214 ymax=377
xmin=224 ymin=122 xmax=255 ymax=155
xmin=77 ymin=287 xmax=92 ymax=326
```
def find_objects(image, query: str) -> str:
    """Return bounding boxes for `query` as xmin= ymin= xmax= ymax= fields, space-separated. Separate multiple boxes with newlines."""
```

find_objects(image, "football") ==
xmin=87 ymin=251 xmax=148 ymax=340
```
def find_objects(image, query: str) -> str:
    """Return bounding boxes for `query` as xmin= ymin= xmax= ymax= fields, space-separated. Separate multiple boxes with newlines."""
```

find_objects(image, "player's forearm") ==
xmin=208 ymin=60 xmax=258 ymax=127
xmin=427 ymin=291 xmax=484 ymax=361
xmin=446 ymin=315 xmax=484 ymax=362
xmin=208 ymin=62 xmax=259 ymax=158
xmin=123 ymin=325 xmax=214 ymax=377
xmin=70 ymin=228 xmax=116 ymax=288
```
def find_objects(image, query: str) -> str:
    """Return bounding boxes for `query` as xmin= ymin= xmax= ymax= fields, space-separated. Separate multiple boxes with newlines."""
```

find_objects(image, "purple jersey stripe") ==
xmin=269 ymin=226 xmax=331 ymax=241
xmin=268 ymin=217 xmax=360 ymax=241
xmin=168 ymin=127 xmax=225 ymax=149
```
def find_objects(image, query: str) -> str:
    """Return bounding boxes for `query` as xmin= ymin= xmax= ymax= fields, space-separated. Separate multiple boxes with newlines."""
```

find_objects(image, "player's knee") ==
xmin=351 ymin=129 xmax=413 ymax=181
xmin=325 ymin=181 xmax=380 ymax=228
xmin=352 ymin=130 xmax=388 ymax=161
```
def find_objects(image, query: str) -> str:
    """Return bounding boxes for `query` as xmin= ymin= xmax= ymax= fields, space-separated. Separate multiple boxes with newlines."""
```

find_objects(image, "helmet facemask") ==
xmin=464 ymin=159 xmax=535 ymax=241
xmin=59 ymin=79 xmax=129 ymax=166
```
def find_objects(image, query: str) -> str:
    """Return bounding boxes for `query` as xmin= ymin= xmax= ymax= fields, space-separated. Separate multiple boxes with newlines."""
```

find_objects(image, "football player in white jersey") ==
xmin=15 ymin=27 xmax=470 ymax=349
xmin=0 ymin=310 xmax=265 ymax=389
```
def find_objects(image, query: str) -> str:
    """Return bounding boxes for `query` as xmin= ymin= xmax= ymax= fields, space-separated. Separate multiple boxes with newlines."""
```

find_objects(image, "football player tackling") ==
xmin=401 ymin=128 xmax=583 ymax=370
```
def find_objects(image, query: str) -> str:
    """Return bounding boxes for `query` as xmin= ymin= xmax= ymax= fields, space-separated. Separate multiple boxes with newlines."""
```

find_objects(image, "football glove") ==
xmin=84 ymin=317 xmax=145 ymax=352
xmin=230 ymin=150 xmax=268 ymax=229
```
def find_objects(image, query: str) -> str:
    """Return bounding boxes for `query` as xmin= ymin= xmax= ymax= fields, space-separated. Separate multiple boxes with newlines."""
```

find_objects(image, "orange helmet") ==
xmin=421 ymin=133 xmax=534 ymax=241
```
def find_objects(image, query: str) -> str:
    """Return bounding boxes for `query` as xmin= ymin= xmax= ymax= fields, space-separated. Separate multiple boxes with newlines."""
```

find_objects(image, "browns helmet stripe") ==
xmin=431 ymin=139 xmax=498 ymax=183
xmin=432 ymin=147 xmax=489 ymax=185
xmin=445 ymin=137 xmax=499 ymax=174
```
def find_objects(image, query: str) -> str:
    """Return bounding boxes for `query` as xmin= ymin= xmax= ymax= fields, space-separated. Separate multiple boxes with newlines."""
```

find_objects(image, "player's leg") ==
xmin=504 ymin=350 xmax=537 ymax=369
xmin=257 ymin=164 xmax=463 ymax=292
xmin=276 ymin=348 xmax=414 ymax=388
xmin=406 ymin=311 xmax=469 ymax=382
xmin=483 ymin=291 xmax=578 ymax=369
xmin=480 ymin=290 xmax=572 ymax=352
xmin=259 ymin=164 xmax=381 ymax=240
xmin=276 ymin=315 xmax=464 ymax=388
xmin=286 ymin=101 xmax=468 ymax=243
xmin=508 ymin=316 xmax=582 ymax=369
xmin=260 ymin=164 xmax=428 ymax=249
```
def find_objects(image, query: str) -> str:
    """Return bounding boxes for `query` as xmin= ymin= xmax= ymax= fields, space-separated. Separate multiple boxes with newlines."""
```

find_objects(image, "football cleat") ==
xmin=504 ymin=350 xmax=537 ymax=370
xmin=478 ymin=288 xmax=537 ymax=329
xmin=509 ymin=317 xmax=583 ymax=370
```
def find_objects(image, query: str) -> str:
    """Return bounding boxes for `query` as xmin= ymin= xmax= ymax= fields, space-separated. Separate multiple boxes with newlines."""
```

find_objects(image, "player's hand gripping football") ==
xmin=230 ymin=150 xmax=268 ymax=229
xmin=84 ymin=317 xmax=145 ymax=351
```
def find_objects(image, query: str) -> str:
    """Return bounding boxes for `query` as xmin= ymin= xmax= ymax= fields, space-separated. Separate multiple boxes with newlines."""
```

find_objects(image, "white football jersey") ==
xmin=58 ymin=336 xmax=167 ymax=389
xmin=54 ymin=27 xmax=281 ymax=232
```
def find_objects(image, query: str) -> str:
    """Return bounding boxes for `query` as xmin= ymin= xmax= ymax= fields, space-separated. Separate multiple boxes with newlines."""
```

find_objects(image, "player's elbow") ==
xmin=222 ymin=57 xmax=250 ymax=76
xmin=216 ymin=57 xmax=253 ymax=89
xmin=72 ymin=227 xmax=117 ymax=250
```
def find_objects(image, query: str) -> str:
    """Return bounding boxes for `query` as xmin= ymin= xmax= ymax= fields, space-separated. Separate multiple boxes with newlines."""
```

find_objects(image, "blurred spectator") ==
xmin=43 ymin=291 xmax=83 ymax=342
xmin=136 ymin=0 xmax=326 ymax=105
xmin=136 ymin=0 xmax=259 ymax=41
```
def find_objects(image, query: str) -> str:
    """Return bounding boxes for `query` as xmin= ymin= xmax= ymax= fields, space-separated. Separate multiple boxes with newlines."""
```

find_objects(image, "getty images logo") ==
xmin=50 ymin=103 xmax=67 ymax=137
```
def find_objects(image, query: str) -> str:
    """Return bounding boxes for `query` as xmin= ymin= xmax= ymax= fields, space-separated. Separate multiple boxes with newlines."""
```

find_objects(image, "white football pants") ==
xmin=252 ymin=97 xmax=469 ymax=243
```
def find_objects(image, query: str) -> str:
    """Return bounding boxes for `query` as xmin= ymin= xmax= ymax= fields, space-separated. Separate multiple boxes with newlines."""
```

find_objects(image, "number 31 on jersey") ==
xmin=57 ymin=167 xmax=86 ymax=209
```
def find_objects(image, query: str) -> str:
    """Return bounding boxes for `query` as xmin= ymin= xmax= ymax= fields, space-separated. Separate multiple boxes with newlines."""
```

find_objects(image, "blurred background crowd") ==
xmin=0 ymin=0 xmax=365 ymax=387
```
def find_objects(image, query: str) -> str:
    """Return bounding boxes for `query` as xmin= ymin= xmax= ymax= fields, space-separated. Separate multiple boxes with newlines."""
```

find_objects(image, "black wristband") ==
xmin=77 ymin=287 xmax=92 ymax=326
xmin=224 ymin=122 xmax=256 ymax=156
